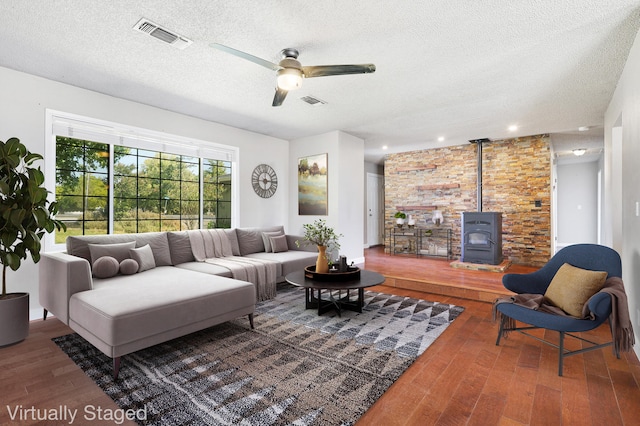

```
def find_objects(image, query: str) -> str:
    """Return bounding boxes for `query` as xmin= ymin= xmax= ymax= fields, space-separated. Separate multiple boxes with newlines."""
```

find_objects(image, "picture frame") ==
xmin=298 ymin=153 xmax=328 ymax=215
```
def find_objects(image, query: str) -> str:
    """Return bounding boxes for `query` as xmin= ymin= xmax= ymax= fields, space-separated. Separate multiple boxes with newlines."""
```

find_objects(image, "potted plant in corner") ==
xmin=297 ymin=219 xmax=342 ymax=274
xmin=0 ymin=137 xmax=65 ymax=346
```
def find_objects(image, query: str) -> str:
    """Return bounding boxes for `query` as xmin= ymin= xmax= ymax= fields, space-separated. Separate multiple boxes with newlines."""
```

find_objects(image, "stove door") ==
xmin=464 ymin=230 xmax=493 ymax=251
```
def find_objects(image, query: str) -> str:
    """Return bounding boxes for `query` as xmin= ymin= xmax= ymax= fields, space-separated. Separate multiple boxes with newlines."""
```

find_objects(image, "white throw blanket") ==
xmin=188 ymin=229 xmax=277 ymax=301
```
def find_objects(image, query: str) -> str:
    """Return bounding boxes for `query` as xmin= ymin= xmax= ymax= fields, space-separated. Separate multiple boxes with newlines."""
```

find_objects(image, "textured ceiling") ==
xmin=1 ymin=1 xmax=639 ymax=163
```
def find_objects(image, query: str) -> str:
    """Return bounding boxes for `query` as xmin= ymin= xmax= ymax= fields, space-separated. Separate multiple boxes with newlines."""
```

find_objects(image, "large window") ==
xmin=50 ymin=111 xmax=237 ymax=246
xmin=55 ymin=138 xmax=110 ymax=240
xmin=112 ymin=147 xmax=204 ymax=233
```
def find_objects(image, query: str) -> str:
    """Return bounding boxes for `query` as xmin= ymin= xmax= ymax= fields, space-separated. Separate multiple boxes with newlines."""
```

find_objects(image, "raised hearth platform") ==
xmin=450 ymin=259 xmax=512 ymax=272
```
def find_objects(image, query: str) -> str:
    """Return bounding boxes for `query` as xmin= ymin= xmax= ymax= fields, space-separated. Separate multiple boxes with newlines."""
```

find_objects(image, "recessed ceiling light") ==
xmin=437 ymin=136 xmax=445 ymax=142
xmin=382 ymin=145 xmax=388 ymax=150
xmin=578 ymin=126 xmax=589 ymax=132
xmin=573 ymin=148 xmax=587 ymax=156
xmin=508 ymin=125 xmax=518 ymax=132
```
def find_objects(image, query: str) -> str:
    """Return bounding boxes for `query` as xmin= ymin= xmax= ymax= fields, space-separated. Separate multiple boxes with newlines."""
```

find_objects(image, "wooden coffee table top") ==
xmin=285 ymin=269 xmax=385 ymax=290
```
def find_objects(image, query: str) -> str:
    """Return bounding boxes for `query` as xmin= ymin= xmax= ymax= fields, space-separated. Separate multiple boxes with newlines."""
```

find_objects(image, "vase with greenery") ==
xmin=296 ymin=219 xmax=342 ymax=273
xmin=394 ymin=211 xmax=406 ymax=227
xmin=0 ymin=137 xmax=65 ymax=346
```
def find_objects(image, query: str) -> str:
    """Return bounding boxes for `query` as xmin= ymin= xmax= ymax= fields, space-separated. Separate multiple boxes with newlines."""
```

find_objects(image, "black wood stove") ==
xmin=461 ymin=211 xmax=503 ymax=265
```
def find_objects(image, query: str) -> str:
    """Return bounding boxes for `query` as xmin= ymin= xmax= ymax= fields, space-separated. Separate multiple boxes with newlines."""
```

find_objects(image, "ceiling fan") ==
xmin=210 ymin=43 xmax=376 ymax=106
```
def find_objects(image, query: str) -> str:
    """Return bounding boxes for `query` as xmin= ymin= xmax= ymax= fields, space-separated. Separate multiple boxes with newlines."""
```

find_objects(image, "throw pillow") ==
xmin=544 ymin=263 xmax=608 ymax=317
xmin=129 ymin=244 xmax=156 ymax=272
xmin=119 ymin=258 xmax=139 ymax=275
xmin=236 ymin=228 xmax=266 ymax=255
xmin=167 ymin=231 xmax=195 ymax=265
xmin=262 ymin=230 xmax=284 ymax=252
xmin=269 ymin=235 xmax=289 ymax=253
xmin=133 ymin=232 xmax=173 ymax=266
xmin=237 ymin=226 xmax=284 ymax=255
xmin=92 ymin=256 xmax=120 ymax=279
xmin=88 ymin=241 xmax=136 ymax=263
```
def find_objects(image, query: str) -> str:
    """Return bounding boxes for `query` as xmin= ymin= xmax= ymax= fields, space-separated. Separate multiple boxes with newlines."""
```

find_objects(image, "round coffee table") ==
xmin=284 ymin=269 xmax=385 ymax=316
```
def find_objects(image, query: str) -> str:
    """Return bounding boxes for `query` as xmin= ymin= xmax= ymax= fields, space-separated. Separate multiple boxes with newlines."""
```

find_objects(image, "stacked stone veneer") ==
xmin=385 ymin=135 xmax=551 ymax=267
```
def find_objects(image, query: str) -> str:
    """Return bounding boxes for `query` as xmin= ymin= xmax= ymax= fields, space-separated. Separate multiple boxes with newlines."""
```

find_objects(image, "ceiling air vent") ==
xmin=300 ymin=95 xmax=327 ymax=106
xmin=133 ymin=18 xmax=192 ymax=50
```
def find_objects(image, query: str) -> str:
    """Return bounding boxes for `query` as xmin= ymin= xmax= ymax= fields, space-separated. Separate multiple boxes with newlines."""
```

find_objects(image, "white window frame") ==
xmin=44 ymin=109 xmax=240 ymax=251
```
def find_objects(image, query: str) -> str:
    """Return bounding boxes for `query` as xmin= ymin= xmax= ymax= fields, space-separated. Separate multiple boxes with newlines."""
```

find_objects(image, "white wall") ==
xmin=0 ymin=66 xmax=289 ymax=318
xmin=604 ymin=28 xmax=640 ymax=358
xmin=337 ymin=132 xmax=365 ymax=263
xmin=556 ymin=161 xmax=599 ymax=246
xmin=289 ymin=131 xmax=365 ymax=264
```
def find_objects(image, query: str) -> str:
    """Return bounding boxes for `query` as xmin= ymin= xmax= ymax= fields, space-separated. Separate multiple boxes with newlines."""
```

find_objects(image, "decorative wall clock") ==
xmin=251 ymin=164 xmax=278 ymax=198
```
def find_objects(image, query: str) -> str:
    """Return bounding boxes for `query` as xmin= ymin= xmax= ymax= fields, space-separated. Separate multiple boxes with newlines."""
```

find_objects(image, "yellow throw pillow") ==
xmin=544 ymin=263 xmax=608 ymax=317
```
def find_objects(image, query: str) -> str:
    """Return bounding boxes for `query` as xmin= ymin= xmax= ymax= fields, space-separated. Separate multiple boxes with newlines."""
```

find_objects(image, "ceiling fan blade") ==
xmin=272 ymin=87 xmax=288 ymax=107
xmin=209 ymin=43 xmax=281 ymax=71
xmin=302 ymin=64 xmax=376 ymax=78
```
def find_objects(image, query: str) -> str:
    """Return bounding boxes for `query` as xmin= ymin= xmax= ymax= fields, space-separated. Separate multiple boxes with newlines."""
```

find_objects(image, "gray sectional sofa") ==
xmin=39 ymin=226 xmax=317 ymax=379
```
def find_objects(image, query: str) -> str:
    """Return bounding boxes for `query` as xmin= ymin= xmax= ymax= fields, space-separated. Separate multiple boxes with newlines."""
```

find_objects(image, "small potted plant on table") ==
xmin=394 ymin=211 xmax=406 ymax=228
xmin=297 ymin=219 xmax=342 ymax=274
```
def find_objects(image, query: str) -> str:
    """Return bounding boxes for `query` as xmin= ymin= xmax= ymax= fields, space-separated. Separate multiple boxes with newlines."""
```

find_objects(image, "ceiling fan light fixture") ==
xmin=277 ymin=68 xmax=303 ymax=91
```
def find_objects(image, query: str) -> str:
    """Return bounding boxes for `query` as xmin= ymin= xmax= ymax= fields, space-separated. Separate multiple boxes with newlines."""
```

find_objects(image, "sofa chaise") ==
xmin=39 ymin=226 xmax=317 ymax=379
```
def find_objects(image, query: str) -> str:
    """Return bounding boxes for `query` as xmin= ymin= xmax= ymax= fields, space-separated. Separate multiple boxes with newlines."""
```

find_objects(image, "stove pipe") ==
xmin=469 ymin=138 xmax=490 ymax=212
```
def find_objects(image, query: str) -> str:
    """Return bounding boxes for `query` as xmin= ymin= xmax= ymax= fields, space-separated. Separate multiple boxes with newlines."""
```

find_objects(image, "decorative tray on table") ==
xmin=304 ymin=265 xmax=361 ymax=281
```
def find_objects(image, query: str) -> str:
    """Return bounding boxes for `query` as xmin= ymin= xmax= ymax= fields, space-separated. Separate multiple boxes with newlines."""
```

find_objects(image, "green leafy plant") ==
xmin=296 ymin=219 xmax=342 ymax=251
xmin=0 ymin=137 xmax=66 ymax=297
xmin=394 ymin=211 xmax=406 ymax=219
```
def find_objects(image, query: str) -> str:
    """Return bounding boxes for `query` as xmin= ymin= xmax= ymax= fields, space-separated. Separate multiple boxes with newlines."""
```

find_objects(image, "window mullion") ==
xmin=108 ymin=143 xmax=114 ymax=234
xmin=200 ymin=158 xmax=204 ymax=230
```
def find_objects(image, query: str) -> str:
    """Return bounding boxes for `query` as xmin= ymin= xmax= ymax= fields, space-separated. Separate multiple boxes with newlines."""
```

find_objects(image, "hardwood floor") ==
xmin=1 ymin=248 xmax=638 ymax=425
xmin=363 ymin=246 xmax=537 ymax=302
xmin=359 ymin=247 xmax=640 ymax=425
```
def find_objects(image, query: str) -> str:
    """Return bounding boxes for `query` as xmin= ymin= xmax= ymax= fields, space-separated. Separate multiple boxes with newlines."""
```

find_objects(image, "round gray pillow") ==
xmin=92 ymin=256 xmax=119 ymax=279
xmin=119 ymin=258 xmax=139 ymax=275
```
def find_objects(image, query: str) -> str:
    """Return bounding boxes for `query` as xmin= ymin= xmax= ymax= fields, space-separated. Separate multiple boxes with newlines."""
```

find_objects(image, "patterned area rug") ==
xmin=54 ymin=285 xmax=464 ymax=425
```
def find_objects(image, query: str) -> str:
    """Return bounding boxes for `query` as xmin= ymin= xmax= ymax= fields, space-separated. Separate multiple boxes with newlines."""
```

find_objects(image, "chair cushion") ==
xmin=544 ymin=263 xmax=607 ymax=317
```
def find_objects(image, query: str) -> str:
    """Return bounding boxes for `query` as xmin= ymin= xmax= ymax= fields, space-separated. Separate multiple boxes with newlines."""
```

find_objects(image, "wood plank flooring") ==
xmin=358 ymin=247 xmax=640 ymax=425
xmin=1 ymin=248 xmax=638 ymax=425
xmin=363 ymin=246 xmax=537 ymax=302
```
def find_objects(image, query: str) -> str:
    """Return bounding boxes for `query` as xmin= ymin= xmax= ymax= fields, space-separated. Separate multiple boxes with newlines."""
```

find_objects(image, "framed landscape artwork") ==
xmin=298 ymin=153 xmax=328 ymax=215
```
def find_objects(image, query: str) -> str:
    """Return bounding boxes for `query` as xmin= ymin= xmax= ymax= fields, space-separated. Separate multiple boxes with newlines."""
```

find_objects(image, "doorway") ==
xmin=366 ymin=173 xmax=384 ymax=246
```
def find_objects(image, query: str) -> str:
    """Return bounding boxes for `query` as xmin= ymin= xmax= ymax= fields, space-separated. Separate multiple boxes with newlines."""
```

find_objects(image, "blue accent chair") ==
xmin=495 ymin=244 xmax=622 ymax=376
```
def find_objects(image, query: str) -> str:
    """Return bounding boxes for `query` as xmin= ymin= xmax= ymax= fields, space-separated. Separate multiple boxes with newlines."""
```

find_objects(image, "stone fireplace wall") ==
xmin=384 ymin=135 xmax=551 ymax=266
